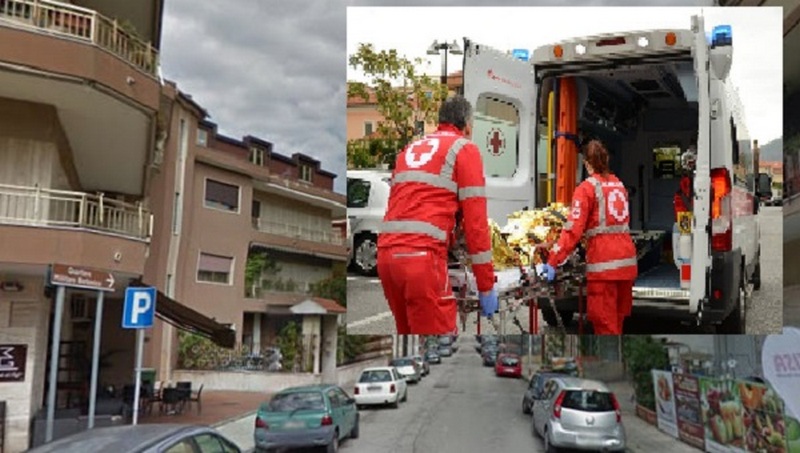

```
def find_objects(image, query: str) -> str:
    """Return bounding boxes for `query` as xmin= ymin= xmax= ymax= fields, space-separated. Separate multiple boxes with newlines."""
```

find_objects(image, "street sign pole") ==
xmin=87 ymin=290 xmax=105 ymax=429
xmin=45 ymin=285 xmax=66 ymax=443
xmin=132 ymin=328 xmax=144 ymax=425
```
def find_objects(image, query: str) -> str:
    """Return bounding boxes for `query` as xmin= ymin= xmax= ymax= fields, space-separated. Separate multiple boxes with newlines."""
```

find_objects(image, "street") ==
xmin=347 ymin=207 xmax=783 ymax=335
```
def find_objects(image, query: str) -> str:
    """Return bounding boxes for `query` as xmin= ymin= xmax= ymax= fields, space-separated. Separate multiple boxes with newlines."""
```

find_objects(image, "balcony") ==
xmin=0 ymin=0 xmax=157 ymax=76
xmin=0 ymin=183 xmax=152 ymax=240
xmin=253 ymin=218 xmax=344 ymax=246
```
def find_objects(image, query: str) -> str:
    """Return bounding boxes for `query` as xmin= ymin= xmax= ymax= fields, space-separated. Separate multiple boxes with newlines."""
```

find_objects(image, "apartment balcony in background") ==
xmin=253 ymin=218 xmax=344 ymax=246
xmin=0 ymin=0 xmax=158 ymax=76
xmin=0 ymin=183 xmax=152 ymax=240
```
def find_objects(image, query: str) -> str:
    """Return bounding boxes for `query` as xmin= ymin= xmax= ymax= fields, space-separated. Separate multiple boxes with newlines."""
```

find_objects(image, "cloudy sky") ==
xmin=159 ymin=0 xmax=779 ymax=195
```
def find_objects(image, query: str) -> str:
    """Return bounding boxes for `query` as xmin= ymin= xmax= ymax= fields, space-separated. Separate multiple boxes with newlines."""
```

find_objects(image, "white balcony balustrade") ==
xmin=252 ymin=218 xmax=344 ymax=246
xmin=0 ymin=183 xmax=152 ymax=240
xmin=0 ymin=0 xmax=158 ymax=75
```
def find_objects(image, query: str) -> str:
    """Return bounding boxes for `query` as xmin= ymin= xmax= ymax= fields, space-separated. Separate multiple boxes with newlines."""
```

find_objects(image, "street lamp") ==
xmin=427 ymin=40 xmax=463 ymax=88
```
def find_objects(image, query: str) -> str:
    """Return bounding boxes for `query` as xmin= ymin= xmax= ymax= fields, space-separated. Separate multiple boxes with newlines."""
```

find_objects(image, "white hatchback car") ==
xmin=354 ymin=367 xmax=408 ymax=409
xmin=347 ymin=169 xmax=392 ymax=276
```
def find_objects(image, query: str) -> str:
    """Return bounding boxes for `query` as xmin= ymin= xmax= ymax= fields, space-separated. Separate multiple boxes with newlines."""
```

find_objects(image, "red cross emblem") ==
xmin=607 ymin=189 xmax=629 ymax=222
xmin=405 ymin=138 xmax=440 ymax=168
xmin=487 ymin=128 xmax=505 ymax=156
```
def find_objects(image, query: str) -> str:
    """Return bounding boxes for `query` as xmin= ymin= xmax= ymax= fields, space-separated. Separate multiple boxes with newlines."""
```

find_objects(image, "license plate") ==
xmin=367 ymin=386 xmax=381 ymax=391
xmin=283 ymin=420 xmax=304 ymax=429
xmin=505 ymin=368 xmax=516 ymax=373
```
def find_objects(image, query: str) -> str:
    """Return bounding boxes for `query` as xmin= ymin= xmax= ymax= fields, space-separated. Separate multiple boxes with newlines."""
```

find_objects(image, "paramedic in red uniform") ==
xmin=377 ymin=96 xmax=498 ymax=335
xmin=540 ymin=140 xmax=638 ymax=334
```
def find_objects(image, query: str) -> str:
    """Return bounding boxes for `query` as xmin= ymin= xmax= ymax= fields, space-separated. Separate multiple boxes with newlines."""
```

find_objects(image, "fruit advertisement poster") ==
xmin=737 ymin=380 xmax=795 ymax=453
xmin=700 ymin=377 xmax=747 ymax=453
xmin=674 ymin=373 xmax=706 ymax=450
xmin=653 ymin=370 xmax=679 ymax=438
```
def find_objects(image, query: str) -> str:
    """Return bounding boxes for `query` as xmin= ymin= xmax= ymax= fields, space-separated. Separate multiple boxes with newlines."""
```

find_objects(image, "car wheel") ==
xmin=327 ymin=431 xmax=339 ymax=453
xmin=354 ymin=234 xmax=378 ymax=276
xmin=522 ymin=398 xmax=530 ymax=415
xmin=752 ymin=255 xmax=761 ymax=291
xmin=717 ymin=280 xmax=747 ymax=334
xmin=402 ymin=388 xmax=408 ymax=402
xmin=391 ymin=398 xmax=399 ymax=409
xmin=350 ymin=414 xmax=360 ymax=439
xmin=544 ymin=429 xmax=558 ymax=453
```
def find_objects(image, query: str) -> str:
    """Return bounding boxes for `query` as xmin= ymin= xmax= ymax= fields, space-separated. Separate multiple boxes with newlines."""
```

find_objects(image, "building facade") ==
xmin=0 ymin=1 xmax=345 ymax=450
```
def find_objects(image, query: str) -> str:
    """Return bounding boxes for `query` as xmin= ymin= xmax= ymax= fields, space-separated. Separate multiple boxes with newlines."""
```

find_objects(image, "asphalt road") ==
xmin=339 ymin=338 xmax=540 ymax=453
xmin=347 ymin=207 xmax=783 ymax=335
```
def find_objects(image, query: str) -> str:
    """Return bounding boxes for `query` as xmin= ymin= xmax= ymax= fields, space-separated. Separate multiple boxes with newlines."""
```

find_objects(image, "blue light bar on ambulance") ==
xmin=512 ymin=49 xmax=529 ymax=61
xmin=711 ymin=25 xmax=732 ymax=47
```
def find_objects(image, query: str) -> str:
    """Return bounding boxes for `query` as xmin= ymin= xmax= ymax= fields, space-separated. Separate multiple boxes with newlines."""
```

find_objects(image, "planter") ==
xmin=636 ymin=404 xmax=658 ymax=426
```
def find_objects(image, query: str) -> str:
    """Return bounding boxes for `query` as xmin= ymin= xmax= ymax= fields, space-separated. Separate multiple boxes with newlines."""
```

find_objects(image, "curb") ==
xmin=212 ymin=409 xmax=258 ymax=428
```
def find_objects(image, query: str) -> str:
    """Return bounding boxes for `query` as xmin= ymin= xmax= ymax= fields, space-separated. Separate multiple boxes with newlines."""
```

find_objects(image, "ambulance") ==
xmin=461 ymin=15 xmax=767 ymax=333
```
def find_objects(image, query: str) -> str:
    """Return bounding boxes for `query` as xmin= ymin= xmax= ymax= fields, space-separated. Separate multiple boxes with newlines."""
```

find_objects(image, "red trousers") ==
xmin=377 ymin=247 xmax=456 ymax=335
xmin=586 ymin=280 xmax=634 ymax=335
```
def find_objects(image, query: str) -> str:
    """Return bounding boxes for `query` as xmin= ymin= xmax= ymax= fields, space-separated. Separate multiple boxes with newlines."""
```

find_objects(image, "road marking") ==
xmin=347 ymin=276 xmax=357 ymax=281
xmin=369 ymin=279 xmax=381 ymax=284
xmin=347 ymin=311 xmax=394 ymax=329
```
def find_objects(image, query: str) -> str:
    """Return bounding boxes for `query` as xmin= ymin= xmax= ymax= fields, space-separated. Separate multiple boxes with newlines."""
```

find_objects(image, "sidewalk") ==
xmin=605 ymin=381 xmax=701 ymax=453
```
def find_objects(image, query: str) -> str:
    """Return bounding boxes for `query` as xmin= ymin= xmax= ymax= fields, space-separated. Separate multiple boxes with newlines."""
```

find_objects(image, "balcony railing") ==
xmin=253 ymin=218 xmax=345 ymax=246
xmin=0 ymin=0 xmax=158 ymax=75
xmin=0 ymin=183 xmax=152 ymax=240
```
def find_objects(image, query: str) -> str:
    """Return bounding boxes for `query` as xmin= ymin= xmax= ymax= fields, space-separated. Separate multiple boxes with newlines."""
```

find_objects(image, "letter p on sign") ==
xmin=123 ymin=287 xmax=157 ymax=329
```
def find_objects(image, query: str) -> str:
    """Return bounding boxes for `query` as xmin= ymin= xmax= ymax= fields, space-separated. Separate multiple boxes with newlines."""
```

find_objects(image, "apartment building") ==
xmin=0 ymin=1 xmax=345 ymax=450
xmin=150 ymin=84 xmax=347 ymax=384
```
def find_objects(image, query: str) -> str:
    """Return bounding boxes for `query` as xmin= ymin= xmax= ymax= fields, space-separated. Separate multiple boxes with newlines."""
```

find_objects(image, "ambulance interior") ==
xmin=538 ymin=58 xmax=699 ymax=290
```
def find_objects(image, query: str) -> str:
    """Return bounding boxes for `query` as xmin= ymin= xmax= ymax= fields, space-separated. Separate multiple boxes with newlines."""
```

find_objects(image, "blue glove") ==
xmin=479 ymin=289 xmax=498 ymax=318
xmin=538 ymin=264 xmax=556 ymax=282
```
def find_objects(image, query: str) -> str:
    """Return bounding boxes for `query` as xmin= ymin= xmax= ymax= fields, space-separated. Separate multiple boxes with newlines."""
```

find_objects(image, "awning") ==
xmin=131 ymin=281 xmax=236 ymax=348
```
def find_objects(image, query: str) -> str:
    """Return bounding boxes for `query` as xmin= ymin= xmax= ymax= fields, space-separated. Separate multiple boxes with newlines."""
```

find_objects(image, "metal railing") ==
xmin=253 ymin=218 xmax=345 ymax=246
xmin=0 ymin=183 xmax=152 ymax=240
xmin=0 ymin=0 xmax=158 ymax=75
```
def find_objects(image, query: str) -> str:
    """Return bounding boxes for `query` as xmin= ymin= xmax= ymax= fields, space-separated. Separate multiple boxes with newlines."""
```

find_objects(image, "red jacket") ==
xmin=673 ymin=175 xmax=692 ymax=218
xmin=378 ymin=124 xmax=495 ymax=292
xmin=547 ymin=173 xmax=637 ymax=281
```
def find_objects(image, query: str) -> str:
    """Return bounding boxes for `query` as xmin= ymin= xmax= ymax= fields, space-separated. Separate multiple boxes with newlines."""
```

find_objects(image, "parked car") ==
xmin=425 ymin=349 xmax=441 ymax=364
xmin=354 ymin=367 xmax=407 ymax=408
xmin=27 ymin=424 xmax=241 ymax=453
xmin=438 ymin=344 xmax=453 ymax=357
xmin=482 ymin=349 xmax=498 ymax=367
xmin=531 ymin=377 xmax=625 ymax=452
xmin=389 ymin=358 xmax=421 ymax=383
xmin=254 ymin=384 xmax=359 ymax=453
xmin=495 ymin=353 xmax=523 ymax=379
xmin=522 ymin=370 xmax=563 ymax=415
xmin=438 ymin=335 xmax=457 ymax=352
xmin=411 ymin=354 xmax=430 ymax=376
xmin=347 ymin=169 xmax=392 ymax=275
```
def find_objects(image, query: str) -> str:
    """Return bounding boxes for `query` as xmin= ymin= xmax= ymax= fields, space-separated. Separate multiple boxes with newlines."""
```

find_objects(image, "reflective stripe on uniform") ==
xmin=563 ymin=221 xmax=573 ymax=230
xmin=587 ymin=177 xmax=606 ymax=226
xmin=439 ymin=138 xmax=470 ymax=180
xmin=470 ymin=250 xmax=493 ymax=265
xmin=585 ymin=224 xmax=630 ymax=238
xmin=586 ymin=257 xmax=638 ymax=273
xmin=380 ymin=220 xmax=448 ymax=241
xmin=393 ymin=171 xmax=458 ymax=193
xmin=458 ymin=186 xmax=485 ymax=200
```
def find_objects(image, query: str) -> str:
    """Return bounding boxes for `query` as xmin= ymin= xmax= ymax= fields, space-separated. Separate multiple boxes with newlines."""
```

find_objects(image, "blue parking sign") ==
xmin=123 ymin=287 xmax=157 ymax=329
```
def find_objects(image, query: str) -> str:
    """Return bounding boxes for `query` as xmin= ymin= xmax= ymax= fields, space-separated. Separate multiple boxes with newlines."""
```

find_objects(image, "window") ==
xmin=163 ymin=439 xmax=194 ymax=453
xmin=204 ymin=179 xmax=240 ymax=212
xmin=197 ymin=129 xmax=208 ymax=147
xmin=360 ymin=370 xmax=392 ymax=383
xmin=347 ymin=178 xmax=371 ymax=208
xmin=300 ymin=165 xmax=313 ymax=183
xmin=326 ymin=389 xmax=341 ymax=407
xmin=193 ymin=433 xmax=238 ymax=453
xmin=474 ymin=94 xmax=521 ymax=178
xmin=364 ymin=121 xmax=374 ymax=137
xmin=561 ymin=390 xmax=616 ymax=412
xmin=250 ymin=147 xmax=265 ymax=166
xmin=252 ymin=200 xmax=261 ymax=222
xmin=268 ymin=392 xmax=325 ymax=412
xmin=172 ymin=192 xmax=182 ymax=234
xmin=197 ymin=253 xmax=233 ymax=284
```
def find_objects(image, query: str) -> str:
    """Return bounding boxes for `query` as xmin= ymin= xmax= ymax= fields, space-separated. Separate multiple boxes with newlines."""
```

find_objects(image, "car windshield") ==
xmin=347 ymin=178 xmax=371 ymax=208
xmin=438 ymin=337 xmax=452 ymax=345
xmin=359 ymin=370 xmax=393 ymax=383
xmin=269 ymin=391 xmax=325 ymax=412
xmin=501 ymin=356 xmax=520 ymax=366
xmin=426 ymin=351 xmax=438 ymax=357
xmin=561 ymin=390 xmax=615 ymax=412
xmin=390 ymin=359 xmax=413 ymax=366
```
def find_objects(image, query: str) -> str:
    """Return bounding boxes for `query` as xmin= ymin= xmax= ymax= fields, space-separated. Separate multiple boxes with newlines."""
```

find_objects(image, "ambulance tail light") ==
xmin=710 ymin=167 xmax=732 ymax=252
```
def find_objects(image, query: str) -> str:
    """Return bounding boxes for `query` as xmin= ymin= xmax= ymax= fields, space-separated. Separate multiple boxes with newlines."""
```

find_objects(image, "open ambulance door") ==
xmin=462 ymin=38 xmax=538 ymax=223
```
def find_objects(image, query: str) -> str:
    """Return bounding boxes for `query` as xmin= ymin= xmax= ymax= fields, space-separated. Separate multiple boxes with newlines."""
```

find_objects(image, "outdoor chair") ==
xmin=176 ymin=381 xmax=192 ymax=412
xmin=188 ymin=384 xmax=204 ymax=414
xmin=160 ymin=387 xmax=183 ymax=415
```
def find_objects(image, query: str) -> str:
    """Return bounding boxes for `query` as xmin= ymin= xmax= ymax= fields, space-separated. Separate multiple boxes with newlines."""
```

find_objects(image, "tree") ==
xmin=245 ymin=248 xmax=281 ymax=297
xmin=347 ymin=43 xmax=449 ymax=168
xmin=622 ymin=336 xmax=670 ymax=411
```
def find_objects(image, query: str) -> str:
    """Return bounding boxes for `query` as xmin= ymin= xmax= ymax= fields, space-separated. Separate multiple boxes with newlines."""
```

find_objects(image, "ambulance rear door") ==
xmin=462 ymin=38 xmax=538 ymax=223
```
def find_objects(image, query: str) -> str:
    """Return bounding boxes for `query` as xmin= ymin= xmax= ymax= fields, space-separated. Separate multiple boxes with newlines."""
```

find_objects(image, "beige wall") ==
xmin=0 ymin=279 xmax=50 ymax=453
xmin=346 ymin=106 xmax=384 ymax=141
